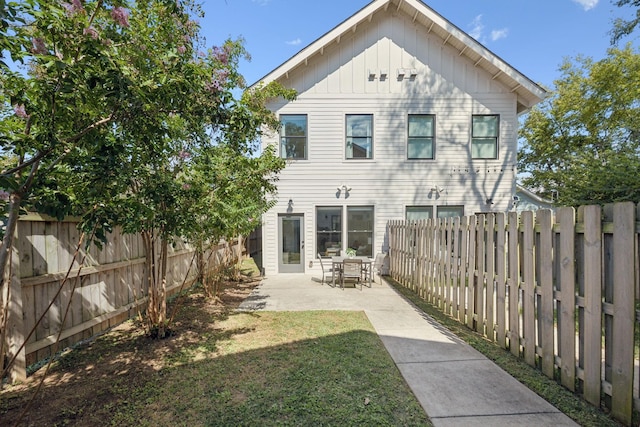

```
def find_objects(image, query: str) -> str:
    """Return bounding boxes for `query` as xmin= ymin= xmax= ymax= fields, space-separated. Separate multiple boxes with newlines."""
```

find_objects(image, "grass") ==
xmin=110 ymin=311 xmax=431 ymax=426
xmin=386 ymin=277 xmax=626 ymax=427
xmin=1 ymin=261 xmax=432 ymax=426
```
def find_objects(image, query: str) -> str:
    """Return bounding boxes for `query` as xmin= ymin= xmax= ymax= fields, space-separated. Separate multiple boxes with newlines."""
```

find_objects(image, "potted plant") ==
xmin=346 ymin=248 xmax=356 ymax=258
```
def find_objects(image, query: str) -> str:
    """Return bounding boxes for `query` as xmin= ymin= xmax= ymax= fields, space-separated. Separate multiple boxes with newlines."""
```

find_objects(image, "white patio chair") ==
xmin=317 ymin=252 xmax=336 ymax=285
xmin=367 ymin=253 xmax=387 ymax=284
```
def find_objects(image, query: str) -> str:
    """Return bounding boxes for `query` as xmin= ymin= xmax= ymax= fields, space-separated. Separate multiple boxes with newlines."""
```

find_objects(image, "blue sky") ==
xmin=202 ymin=0 xmax=639 ymax=90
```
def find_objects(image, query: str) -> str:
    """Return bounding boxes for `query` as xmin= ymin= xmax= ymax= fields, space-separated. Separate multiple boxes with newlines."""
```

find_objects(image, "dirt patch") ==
xmin=0 ymin=273 xmax=261 ymax=427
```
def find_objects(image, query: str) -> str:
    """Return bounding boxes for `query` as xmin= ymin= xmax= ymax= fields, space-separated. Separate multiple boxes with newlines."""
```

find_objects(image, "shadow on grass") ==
xmin=1 ymin=304 xmax=431 ymax=427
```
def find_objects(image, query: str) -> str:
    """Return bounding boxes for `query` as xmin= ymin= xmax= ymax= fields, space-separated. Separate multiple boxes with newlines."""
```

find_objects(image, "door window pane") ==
xmin=346 ymin=115 xmax=373 ymax=159
xmin=281 ymin=217 xmax=301 ymax=264
xmin=347 ymin=206 xmax=373 ymax=256
xmin=280 ymin=115 xmax=307 ymax=159
xmin=408 ymin=115 xmax=434 ymax=159
xmin=316 ymin=207 xmax=342 ymax=256
xmin=471 ymin=115 xmax=498 ymax=159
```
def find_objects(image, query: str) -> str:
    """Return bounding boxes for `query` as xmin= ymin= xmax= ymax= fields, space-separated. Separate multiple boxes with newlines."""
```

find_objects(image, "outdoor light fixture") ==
xmin=337 ymin=185 xmax=351 ymax=198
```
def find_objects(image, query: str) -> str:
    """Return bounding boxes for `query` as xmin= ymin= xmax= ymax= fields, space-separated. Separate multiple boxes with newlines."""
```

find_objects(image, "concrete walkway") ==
xmin=238 ymin=274 xmax=578 ymax=427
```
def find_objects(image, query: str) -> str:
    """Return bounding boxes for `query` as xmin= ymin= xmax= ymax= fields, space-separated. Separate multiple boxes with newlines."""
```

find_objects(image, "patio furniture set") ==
xmin=317 ymin=252 xmax=387 ymax=289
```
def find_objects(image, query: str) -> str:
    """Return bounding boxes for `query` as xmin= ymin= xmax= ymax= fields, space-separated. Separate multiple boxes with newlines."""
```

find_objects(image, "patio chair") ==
xmin=341 ymin=258 xmax=363 ymax=290
xmin=365 ymin=253 xmax=387 ymax=284
xmin=317 ymin=253 xmax=336 ymax=285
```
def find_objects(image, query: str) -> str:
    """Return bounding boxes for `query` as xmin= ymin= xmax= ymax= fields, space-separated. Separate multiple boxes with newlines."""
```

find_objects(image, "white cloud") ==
xmin=286 ymin=38 xmax=302 ymax=46
xmin=491 ymin=28 xmax=509 ymax=41
xmin=572 ymin=0 xmax=599 ymax=11
xmin=467 ymin=15 xmax=508 ymax=44
xmin=468 ymin=15 xmax=485 ymax=40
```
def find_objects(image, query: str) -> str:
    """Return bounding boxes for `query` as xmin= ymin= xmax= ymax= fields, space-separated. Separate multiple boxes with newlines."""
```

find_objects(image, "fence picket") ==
xmin=521 ymin=211 xmax=535 ymax=367
xmin=609 ymin=203 xmax=635 ymax=424
xmin=486 ymin=214 xmax=496 ymax=341
xmin=452 ymin=217 xmax=461 ymax=321
xmin=459 ymin=216 xmax=469 ymax=325
xmin=507 ymin=211 xmax=520 ymax=357
xmin=537 ymin=210 xmax=555 ymax=378
xmin=557 ymin=207 xmax=576 ymax=391
xmin=580 ymin=205 xmax=602 ymax=406
xmin=495 ymin=213 xmax=506 ymax=348
xmin=475 ymin=215 xmax=486 ymax=335
xmin=466 ymin=216 xmax=476 ymax=330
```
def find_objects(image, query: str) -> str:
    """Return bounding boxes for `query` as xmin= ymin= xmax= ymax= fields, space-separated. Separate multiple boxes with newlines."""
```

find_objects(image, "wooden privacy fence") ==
xmin=1 ymin=214 xmax=241 ymax=383
xmin=388 ymin=202 xmax=640 ymax=426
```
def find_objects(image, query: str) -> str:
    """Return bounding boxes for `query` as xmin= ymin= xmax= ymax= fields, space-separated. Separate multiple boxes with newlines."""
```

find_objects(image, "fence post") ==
xmin=6 ymin=225 xmax=26 ymax=382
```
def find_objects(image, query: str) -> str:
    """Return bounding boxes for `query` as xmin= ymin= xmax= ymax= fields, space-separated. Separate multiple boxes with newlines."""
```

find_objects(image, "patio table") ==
xmin=331 ymin=256 xmax=373 ymax=287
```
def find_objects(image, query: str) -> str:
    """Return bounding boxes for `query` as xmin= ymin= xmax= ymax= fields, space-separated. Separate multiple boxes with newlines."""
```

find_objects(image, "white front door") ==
xmin=278 ymin=214 xmax=304 ymax=273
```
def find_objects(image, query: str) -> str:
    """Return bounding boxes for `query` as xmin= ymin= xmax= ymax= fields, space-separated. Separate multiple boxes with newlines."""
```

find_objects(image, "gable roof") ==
xmin=254 ymin=0 xmax=547 ymax=114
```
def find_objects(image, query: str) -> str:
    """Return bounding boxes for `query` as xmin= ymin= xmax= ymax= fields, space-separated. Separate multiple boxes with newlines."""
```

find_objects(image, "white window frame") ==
xmin=407 ymin=114 xmax=435 ymax=160
xmin=280 ymin=114 xmax=307 ymax=160
xmin=471 ymin=115 xmax=499 ymax=159
xmin=346 ymin=114 xmax=373 ymax=159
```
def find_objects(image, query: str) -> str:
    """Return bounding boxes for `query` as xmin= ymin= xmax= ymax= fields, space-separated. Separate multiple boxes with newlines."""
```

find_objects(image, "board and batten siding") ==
xmin=261 ymin=10 xmax=521 ymax=275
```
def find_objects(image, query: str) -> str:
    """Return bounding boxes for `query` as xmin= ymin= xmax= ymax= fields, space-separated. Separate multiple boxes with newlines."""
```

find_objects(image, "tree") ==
xmin=518 ymin=45 xmax=640 ymax=206
xmin=0 ymin=0 xmax=295 ymax=341
xmin=610 ymin=0 xmax=640 ymax=44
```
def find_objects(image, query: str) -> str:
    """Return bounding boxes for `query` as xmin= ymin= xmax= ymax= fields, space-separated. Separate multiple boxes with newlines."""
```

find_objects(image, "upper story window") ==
xmin=471 ymin=115 xmax=499 ymax=159
xmin=346 ymin=114 xmax=373 ymax=159
xmin=280 ymin=114 xmax=307 ymax=159
xmin=408 ymin=115 xmax=434 ymax=159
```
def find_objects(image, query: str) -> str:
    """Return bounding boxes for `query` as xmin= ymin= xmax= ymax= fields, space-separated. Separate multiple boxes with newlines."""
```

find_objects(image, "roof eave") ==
xmin=251 ymin=0 xmax=548 ymax=106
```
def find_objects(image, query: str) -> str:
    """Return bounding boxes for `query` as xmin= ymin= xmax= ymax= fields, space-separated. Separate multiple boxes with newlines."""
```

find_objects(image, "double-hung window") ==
xmin=471 ymin=115 xmax=499 ymax=159
xmin=316 ymin=207 xmax=342 ymax=256
xmin=346 ymin=114 xmax=373 ymax=159
xmin=280 ymin=114 xmax=307 ymax=159
xmin=347 ymin=206 xmax=373 ymax=256
xmin=407 ymin=115 xmax=434 ymax=159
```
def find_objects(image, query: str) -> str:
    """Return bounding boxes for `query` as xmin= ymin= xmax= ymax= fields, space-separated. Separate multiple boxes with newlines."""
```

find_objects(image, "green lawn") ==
xmin=109 ymin=311 xmax=432 ymax=426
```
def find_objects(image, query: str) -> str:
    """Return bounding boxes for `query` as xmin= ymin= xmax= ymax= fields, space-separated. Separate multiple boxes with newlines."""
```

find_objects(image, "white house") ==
xmin=515 ymin=184 xmax=556 ymax=213
xmin=256 ymin=0 xmax=547 ymax=274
